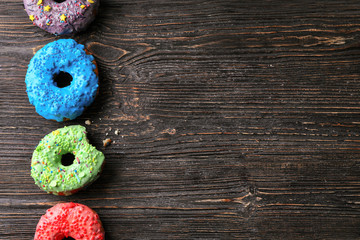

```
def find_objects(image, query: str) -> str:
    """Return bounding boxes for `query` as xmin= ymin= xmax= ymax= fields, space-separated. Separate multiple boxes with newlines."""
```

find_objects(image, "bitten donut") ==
xmin=31 ymin=125 xmax=105 ymax=196
xmin=25 ymin=39 xmax=99 ymax=122
xmin=34 ymin=202 xmax=105 ymax=240
xmin=24 ymin=0 xmax=99 ymax=35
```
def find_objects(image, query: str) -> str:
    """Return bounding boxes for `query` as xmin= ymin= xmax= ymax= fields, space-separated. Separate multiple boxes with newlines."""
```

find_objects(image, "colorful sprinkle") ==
xmin=74 ymin=171 xmax=80 ymax=183
xmin=60 ymin=14 xmax=67 ymax=22
xmin=44 ymin=5 xmax=51 ymax=12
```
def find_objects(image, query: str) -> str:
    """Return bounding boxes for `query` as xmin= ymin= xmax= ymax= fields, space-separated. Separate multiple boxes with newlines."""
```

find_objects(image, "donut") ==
xmin=25 ymin=39 xmax=99 ymax=122
xmin=24 ymin=0 xmax=99 ymax=35
xmin=34 ymin=202 xmax=105 ymax=239
xmin=30 ymin=125 xmax=105 ymax=196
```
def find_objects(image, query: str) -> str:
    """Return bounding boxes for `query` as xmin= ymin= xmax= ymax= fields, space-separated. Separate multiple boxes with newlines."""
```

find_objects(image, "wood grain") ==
xmin=1 ymin=0 xmax=360 ymax=239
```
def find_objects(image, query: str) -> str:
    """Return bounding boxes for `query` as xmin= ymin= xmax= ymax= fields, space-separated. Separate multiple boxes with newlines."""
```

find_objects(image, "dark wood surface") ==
xmin=1 ymin=0 xmax=360 ymax=239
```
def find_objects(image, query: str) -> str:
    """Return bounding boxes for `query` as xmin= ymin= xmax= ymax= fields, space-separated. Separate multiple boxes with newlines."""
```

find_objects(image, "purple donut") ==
xmin=23 ymin=0 xmax=99 ymax=35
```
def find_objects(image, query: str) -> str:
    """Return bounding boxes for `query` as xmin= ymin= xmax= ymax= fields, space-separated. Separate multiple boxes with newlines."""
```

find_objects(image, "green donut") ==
xmin=30 ymin=125 xmax=105 ymax=196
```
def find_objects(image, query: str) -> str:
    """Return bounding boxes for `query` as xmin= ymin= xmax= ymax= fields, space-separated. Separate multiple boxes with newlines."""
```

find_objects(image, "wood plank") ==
xmin=1 ymin=0 xmax=360 ymax=239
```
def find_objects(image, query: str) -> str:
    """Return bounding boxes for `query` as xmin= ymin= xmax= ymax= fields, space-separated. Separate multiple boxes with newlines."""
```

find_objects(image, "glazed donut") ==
xmin=25 ymin=39 xmax=99 ymax=122
xmin=30 ymin=125 xmax=105 ymax=196
xmin=24 ymin=0 xmax=99 ymax=35
xmin=34 ymin=202 xmax=105 ymax=240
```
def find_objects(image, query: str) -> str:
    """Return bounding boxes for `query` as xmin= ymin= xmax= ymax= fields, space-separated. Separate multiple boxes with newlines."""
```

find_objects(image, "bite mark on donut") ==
xmin=30 ymin=125 xmax=105 ymax=196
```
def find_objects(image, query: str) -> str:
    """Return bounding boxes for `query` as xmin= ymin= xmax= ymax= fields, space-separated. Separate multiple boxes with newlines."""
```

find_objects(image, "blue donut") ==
xmin=25 ymin=39 xmax=99 ymax=122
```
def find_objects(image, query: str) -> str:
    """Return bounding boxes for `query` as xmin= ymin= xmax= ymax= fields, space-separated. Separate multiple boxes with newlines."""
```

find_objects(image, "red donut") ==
xmin=34 ymin=202 xmax=105 ymax=240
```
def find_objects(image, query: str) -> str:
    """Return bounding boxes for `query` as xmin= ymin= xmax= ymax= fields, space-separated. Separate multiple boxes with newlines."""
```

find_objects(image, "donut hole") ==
xmin=53 ymin=71 xmax=73 ymax=88
xmin=53 ymin=0 xmax=67 ymax=3
xmin=61 ymin=153 xmax=75 ymax=166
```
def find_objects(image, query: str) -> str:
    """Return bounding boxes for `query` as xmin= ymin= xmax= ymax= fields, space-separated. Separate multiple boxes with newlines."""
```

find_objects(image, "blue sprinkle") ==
xmin=74 ymin=172 xmax=80 ymax=183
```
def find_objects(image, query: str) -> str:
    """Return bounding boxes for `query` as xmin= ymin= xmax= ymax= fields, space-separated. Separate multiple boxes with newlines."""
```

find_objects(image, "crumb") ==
xmin=85 ymin=120 xmax=91 ymax=125
xmin=103 ymin=138 xmax=112 ymax=147
xmin=114 ymin=129 xmax=119 ymax=135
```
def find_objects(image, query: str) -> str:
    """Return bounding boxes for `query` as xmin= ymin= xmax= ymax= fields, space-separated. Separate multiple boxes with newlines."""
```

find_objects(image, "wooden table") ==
xmin=1 ymin=0 xmax=360 ymax=239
